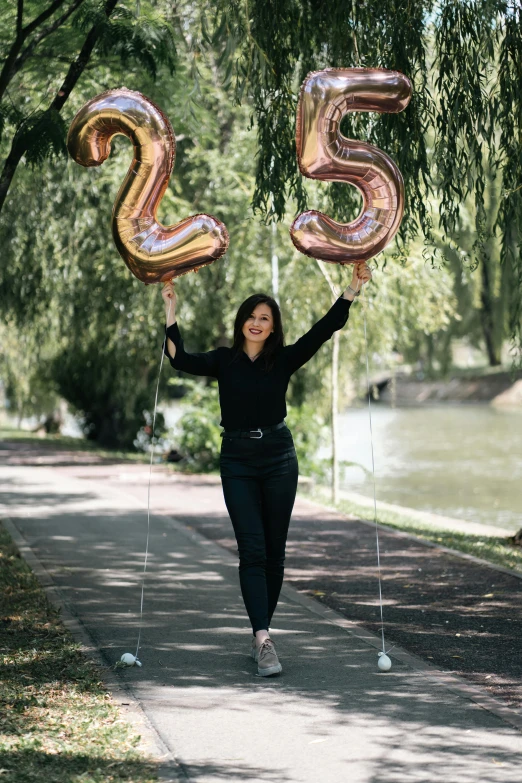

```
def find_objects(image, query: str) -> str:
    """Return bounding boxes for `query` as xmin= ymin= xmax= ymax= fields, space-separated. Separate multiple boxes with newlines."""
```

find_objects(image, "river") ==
xmin=319 ymin=405 xmax=522 ymax=532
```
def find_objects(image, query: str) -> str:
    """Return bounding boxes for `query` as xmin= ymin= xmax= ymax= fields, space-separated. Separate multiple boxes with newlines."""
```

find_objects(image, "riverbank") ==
xmin=375 ymin=367 xmax=522 ymax=406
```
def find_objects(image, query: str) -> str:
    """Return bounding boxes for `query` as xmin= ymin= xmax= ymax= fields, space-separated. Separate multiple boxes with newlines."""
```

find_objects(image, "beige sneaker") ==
xmin=256 ymin=637 xmax=282 ymax=677
xmin=250 ymin=629 xmax=272 ymax=662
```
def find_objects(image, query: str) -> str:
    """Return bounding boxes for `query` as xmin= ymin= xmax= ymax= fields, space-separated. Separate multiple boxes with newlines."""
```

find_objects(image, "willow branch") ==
xmin=0 ymin=0 xmax=119 ymax=212
xmin=23 ymin=0 xmax=69 ymax=37
xmin=13 ymin=0 xmax=87 ymax=80
xmin=16 ymin=0 xmax=24 ymax=36
xmin=0 ymin=0 xmax=70 ymax=102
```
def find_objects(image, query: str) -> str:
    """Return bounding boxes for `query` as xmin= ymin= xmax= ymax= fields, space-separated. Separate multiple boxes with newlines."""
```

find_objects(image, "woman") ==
xmin=162 ymin=262 xmax=372 ymax=677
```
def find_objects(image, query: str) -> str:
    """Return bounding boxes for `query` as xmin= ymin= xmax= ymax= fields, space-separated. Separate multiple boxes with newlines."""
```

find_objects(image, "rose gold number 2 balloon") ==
xmin=67 ymin=89 xmax=229 ymax=284
xmin=290 ymin=68 xmax=412 ymax=264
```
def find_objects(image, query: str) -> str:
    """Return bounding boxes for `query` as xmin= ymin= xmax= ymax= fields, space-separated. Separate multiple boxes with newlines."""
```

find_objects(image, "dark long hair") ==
xmin=231 ymin=293 xmax=284 ymax=371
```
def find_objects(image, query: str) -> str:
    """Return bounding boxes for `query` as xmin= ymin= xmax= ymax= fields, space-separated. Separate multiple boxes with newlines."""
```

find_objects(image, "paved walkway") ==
xmin=1 ymin=453 xmax=521 ymax=782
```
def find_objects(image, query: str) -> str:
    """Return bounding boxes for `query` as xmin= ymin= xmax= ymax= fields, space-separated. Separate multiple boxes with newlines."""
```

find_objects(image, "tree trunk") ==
xmin=480 ymin=256 xmax=501 ymax=366
xmin=0 ymin=145 xmax=25 ymax=210
xmin=331 ymin=329 xmax=340 ymax=505
xmin=0 ymin=0 xmax=69 ymax=102
xmin=508 ymin=528 xmax=522 ymax=547
xmin=0 ymin=35 xmax=25 ymax=103
xmin=50 ymin=0 xmax=119 ymax=114
xmin=271 ymin=220 xmax=279 ymax=304
xmin=0 ymin=0 xmax=119 ymax=213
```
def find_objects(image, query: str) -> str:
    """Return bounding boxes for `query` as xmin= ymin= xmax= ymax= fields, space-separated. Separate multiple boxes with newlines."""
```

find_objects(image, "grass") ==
xmin=0 ymin=522 xmax=158 ymax=783
xmin=307 ymin=488 xmax=522 ymax=576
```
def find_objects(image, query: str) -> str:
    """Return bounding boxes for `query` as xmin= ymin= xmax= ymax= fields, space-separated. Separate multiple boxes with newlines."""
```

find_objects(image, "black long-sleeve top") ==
xmin=164 ymin=296 xmax=352 ymax=430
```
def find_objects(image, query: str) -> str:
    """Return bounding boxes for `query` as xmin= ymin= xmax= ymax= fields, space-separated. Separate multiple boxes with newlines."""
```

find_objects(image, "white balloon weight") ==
xmin=120 ymin=653 xmax=142 ymax=667
xmin=378 ymin=653 xmax=392 ymax=671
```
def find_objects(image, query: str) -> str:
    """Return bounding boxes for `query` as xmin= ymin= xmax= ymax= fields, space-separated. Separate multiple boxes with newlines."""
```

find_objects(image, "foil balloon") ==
xmin=67 ymin=89 xmax=229 ymax=284
xmin=290 ymin=68 xmax=412 ymax=264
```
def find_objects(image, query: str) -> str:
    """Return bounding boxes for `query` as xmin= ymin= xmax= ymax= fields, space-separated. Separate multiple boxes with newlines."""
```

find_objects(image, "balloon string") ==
xmin=135 ymin=296 xmax=173 ymax=661
xmin=360 ymin=282 xmax=386 ymax=655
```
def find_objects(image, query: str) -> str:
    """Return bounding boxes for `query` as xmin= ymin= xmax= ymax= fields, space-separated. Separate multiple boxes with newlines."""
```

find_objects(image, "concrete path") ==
xmin=1 ymin=460 xmax=521 ymax=783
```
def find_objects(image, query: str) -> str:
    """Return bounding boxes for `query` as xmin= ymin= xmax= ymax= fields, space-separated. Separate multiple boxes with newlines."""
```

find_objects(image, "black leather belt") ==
xmin=220 ymin=421 xmax=286 ymax=439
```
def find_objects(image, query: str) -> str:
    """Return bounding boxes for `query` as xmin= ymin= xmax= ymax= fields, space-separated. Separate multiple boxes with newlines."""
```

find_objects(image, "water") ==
xmin=318 ymin=406 xmax=522 ymax=532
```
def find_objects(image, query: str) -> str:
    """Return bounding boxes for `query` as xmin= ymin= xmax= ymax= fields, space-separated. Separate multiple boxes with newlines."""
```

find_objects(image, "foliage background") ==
xmin=0 ymin=0 xmax=520 ymax=455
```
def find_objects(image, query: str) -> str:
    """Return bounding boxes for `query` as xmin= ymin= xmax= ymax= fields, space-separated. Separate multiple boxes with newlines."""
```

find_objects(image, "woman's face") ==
xmin=242 ymin=303 xmax=274 ymax=346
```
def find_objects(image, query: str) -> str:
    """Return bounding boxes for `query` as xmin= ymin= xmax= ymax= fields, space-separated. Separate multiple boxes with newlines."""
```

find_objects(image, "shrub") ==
xmin=170 ymin=378 xmax=222 ymax=472
xmin=285 ymin=402 xmax=328 ymax=479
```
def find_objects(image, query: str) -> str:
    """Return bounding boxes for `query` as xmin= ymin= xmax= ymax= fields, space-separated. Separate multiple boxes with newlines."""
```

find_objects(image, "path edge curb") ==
xmin=1 ymin=514 xmax=188 ymax=783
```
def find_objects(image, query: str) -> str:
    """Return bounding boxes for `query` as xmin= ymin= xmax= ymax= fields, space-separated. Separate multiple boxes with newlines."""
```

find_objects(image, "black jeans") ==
xmin=219 ymin=423 xmax=299 ymax=634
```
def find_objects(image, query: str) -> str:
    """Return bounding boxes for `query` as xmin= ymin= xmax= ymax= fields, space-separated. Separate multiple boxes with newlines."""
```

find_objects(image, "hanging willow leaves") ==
xmin=495 ymin=0 xmax=522 ymax=353
xmin=1 ymin=0 xmax=521 ymax=354
xmin=0 ymin=0 xmax=176 ymax=211
xmin=196 ymin=0 xmax=521 ymax=353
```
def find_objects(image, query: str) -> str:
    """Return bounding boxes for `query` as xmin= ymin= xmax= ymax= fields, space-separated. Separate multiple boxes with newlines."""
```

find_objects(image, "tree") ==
xmin=201 ymin=0 xmax=522 ymax=356
xmin=0 ymin=0 xmax=176 ymax=210
xmin=0 ymin=0 xmax=514 ymax=451
xmin=0 ymin=22 xmax=293 ymax=445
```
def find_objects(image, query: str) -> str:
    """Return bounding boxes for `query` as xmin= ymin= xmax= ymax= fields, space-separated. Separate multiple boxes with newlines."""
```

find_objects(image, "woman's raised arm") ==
xmin=284 ymin=262 xmax=371 ymax=374
xmin=162 ymin=281 xmax=178 ymax=360
xmin=283 ymin=296 xmax=352 ymax=374
xmin=161 ymin=282 xmax=221 ymax=377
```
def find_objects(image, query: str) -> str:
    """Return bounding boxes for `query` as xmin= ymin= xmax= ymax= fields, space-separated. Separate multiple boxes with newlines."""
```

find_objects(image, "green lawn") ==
xmin=0 ymin=522 xmax=158 ymax=783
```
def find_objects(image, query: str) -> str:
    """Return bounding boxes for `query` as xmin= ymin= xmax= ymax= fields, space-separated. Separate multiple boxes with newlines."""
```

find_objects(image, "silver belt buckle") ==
xmin=250 ymin=428 xmax=263 ymax=439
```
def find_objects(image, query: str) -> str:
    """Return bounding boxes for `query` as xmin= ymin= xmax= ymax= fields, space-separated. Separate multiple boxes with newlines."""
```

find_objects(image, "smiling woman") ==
xmin=231 ymin=293 xmax=284 ymax=370
xmin=241 ymin=301 xmax=275 ymax=360
xmin=160 ymin=264 xmax=371 ymax=677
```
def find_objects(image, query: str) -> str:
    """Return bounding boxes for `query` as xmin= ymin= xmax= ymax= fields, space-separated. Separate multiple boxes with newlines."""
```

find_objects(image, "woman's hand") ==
xmin=342 ymin=262 xmax=372 ymax=300
xmin=351 ymin=262 xmax=372 ymax=291
xmin=162 ymin=281 xmax=177 ymax=326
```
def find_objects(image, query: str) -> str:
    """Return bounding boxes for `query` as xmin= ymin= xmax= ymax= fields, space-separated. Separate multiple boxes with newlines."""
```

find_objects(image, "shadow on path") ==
xmin=1 ymin=451 xmax=521 ymax=783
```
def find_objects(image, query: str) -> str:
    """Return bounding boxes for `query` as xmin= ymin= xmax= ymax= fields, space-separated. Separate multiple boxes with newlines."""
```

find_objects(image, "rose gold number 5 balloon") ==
xmin=67 ymin=89 xmax=229 ymax=284
xmin=290 ymin=68 xmax=412 ymax=264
